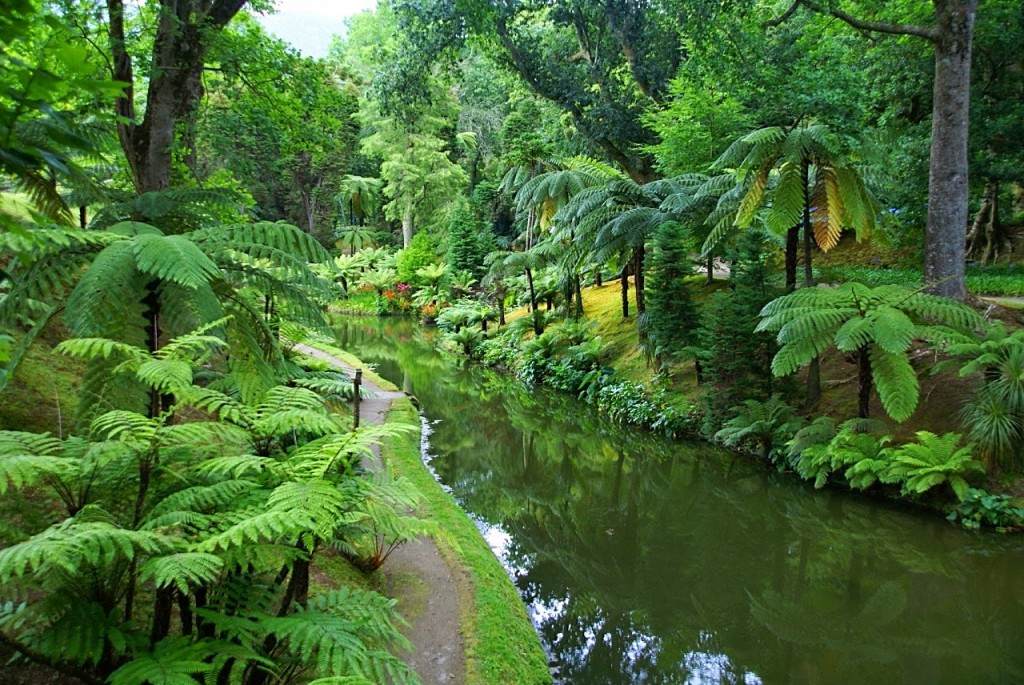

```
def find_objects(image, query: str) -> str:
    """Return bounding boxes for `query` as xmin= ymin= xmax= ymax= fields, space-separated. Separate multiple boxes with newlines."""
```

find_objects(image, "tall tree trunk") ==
xmin=706 ymin=251 xmax=714 ymax=284
xmin=803 ymin=161 xmax=821 ymax=408
xmin=1012 ymin=181 xmax=1024 ymax=216
xmin=401 ymin=205 xmax=413 ymax=248
xmin=468 ymin=148 xmax=481 ymax=193
xmin=107 ymin=0 xmax=247 ymax=193
xmin=923 ymin=0 xmax=977 ymax=300
xmin=150 ymin=586 xmax=174 ymax=644
xmin=525 ymin=268 xmax=537 ymax=313
xmin=858 ymin=346 xmax=872 ymax=419
xmin=633 ymin=245 xmax=645 ymax=315
xmin=575 ymin=274 xmax=584 ymax=319
xmin=785 ymin=226 xmax=799 ymax=292
xmin=966 ymin=178 xmax=1001 ymax=265
xmin=816 ymin=0 xmax=977 ymax=300
xmin=620 ymin=263 xmax=630 ymax=317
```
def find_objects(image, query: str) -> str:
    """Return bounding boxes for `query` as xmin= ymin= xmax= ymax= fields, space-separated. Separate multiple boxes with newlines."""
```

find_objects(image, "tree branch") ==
xmin=763 ymin=0 xmax=803 ymax=28
xmin=105 ymin=0 xmax=137 ymax=183
xmin=0 ymin=632 xmax=103 ymax=685
xmin=206 ymin=0 xmax=249 ymax=29
xmin=766 ymin=0 xmax=938 ymax=42
xmin=826 ymin=1 xmax=939 ymax=42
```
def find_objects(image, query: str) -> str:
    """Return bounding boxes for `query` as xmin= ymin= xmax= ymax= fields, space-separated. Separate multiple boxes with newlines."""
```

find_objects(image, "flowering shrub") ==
xmin=373 ymin=283 xmax=414 ymax=315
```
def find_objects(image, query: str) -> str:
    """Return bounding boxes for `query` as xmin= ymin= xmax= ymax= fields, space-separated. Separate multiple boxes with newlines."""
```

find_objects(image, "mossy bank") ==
xmin=381 ymin=398 xmax=552 ymax=685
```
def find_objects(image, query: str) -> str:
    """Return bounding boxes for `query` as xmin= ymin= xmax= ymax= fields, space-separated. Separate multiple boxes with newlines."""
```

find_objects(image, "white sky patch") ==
xmin=254 ymin=0 xmax=379 ymax=58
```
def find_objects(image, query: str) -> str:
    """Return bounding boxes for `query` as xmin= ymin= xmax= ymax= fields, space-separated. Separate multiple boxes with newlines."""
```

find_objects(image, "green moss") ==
xmin=311 ymin=548 xmax=383 ymax=595
xmin=0 ymin=336 xmax=82 ymax=435
xmin=382 ymin=399 xmax=551 ymax=685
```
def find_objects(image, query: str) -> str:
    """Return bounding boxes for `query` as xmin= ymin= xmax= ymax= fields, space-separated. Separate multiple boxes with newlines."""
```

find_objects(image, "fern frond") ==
xmin=812 ymin=165 xmax=844 ymax=252
xmin=64 ymin=240 xmax=149 ymax=344
xmin=0 ymin=454 xmax=76 ymax=495
xmin=89 ymin=411 xmax=158 ymax=444
xmin=267 ymin=588 xmax=414 ymax=683
xmin=139 ymin=553 xmax=224 ymax=594
xmin=133 ymin=359 xmax=194 ymax=394
xmin=195 ymin=454 xmax=279 ymax=480
xmin=31 ymin=599 xmax=130 ymax=666
xmin=765 ymin=161 xmax=804 ymax=232
xmin=0 ymin=513 xmax=169 ymax=582
xmin=55 ymin=337 xmax=147 ymax=363
xmin=196 ymin=509 xmax=313 ymax=552
xmin=108 ymin=638 xmax=219 ymax=685
xmin=735 ymin=168 xmax=769 ymax=228
xmin=869 ymin=307 xmax=915 ymax=354
xmin=870 ymin=346 xmax=918 ymax=423
xmin=190 ymin=221 xmax=332 ymax=264
xmin=771 ymin=330 xmax=833 ymax=376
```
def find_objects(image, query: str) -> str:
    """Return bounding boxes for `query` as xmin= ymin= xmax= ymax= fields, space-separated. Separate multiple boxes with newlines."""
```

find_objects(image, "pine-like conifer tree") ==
xmin=644 ymin=221 xmax=700 ymax=365
xmin=697 ymin=231 xmax=782 ymax=436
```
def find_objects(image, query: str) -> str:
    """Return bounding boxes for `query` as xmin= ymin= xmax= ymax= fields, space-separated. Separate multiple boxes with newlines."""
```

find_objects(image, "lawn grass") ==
xmin=381 ymin=399 xmax=552 ymax=685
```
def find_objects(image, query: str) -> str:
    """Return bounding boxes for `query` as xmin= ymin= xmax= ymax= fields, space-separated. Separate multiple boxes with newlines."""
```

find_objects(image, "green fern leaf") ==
xmin=870 ymin=307 xmax=916 ymax=354
xmin=870 ymin=347 xmax=918 ymax=422
xmin=108 ymin=638 xmax=218 ymax=685
xmin=139 ymin=553 xmax=224 ymax=593
xmin=132 ymin=234 xmax=222 ymax=289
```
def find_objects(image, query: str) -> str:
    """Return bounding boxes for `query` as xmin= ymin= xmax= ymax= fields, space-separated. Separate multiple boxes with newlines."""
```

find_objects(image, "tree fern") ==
xmin=758 ymin=282 xmax=983 ymax=421
xmin=139 ymin=553 xmax=225 ymax=594
xmin=882 ymin=431 xmax=982 ymax=501
xmin=0 ymin=510 xmax=169 ymax=583
xmin=265 ymin=588 xmax=415 ymax=684
xmin=107 ymin=638 xmax=222 ymax=685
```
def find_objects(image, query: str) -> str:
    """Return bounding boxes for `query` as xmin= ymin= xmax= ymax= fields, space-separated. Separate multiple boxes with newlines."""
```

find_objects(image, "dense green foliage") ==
xmin=3 ymin=1 xmax=1024 ymax=680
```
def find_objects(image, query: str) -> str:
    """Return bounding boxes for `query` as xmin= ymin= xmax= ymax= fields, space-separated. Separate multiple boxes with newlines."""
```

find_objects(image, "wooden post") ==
xmin=353 ymin=368 xmax=362 ymax=428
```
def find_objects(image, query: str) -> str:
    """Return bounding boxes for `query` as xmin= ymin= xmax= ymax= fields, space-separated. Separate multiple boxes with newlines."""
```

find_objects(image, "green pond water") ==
xmin=333 ymin=316 xmax=1024 ymax=684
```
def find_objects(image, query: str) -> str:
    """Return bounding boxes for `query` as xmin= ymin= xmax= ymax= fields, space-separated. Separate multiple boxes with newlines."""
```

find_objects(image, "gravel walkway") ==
xmin=295 ymin=344 xmax=466 ymax=685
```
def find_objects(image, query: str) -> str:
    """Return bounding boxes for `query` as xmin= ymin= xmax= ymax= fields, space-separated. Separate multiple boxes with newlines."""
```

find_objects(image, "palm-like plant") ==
xmin=714 ymin=394 xmax=803 ymax=461
xmin=330 ymin=252 xmax=371 ymax=294
xmin=335 ymin=224 xmax=375 ymax=256
xmin=757 ymin=282 xmax=983 ymax=421
xmin=1 ymin=192 xmax=338 ymax=412
xmin=335 ymin=174 xmax=381 ymax=225
xmin=487 ymin=250 xmax=547 ymax=334
xmin=435 ymin=302 xmax=474 ymax=333
xmin=788 ymin=417 xmax=892 ymax=489
xmin=714 ymin=123 xmax=882 ymax=290
xmin=414 ymin=263 xmax=449 ymax=288
xmin=447 ymin=327 xmax=483 ymax=357
xmin=882 ymin=431 xmax=983 ymax=502
xmin=938 ymin=322 xmax=1024 ymax=469
xmin=360 ymin=267 xmax=397 ymax=296
xmin=0 ymin=327 xmax=420 ymax=684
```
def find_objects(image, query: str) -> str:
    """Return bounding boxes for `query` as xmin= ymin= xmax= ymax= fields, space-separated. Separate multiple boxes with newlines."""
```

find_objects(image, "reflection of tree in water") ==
xmin=334 ymin=316 xmax=1024 ymax=684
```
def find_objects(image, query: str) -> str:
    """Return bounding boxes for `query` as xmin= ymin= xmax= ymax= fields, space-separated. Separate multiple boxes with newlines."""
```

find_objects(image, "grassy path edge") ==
xmin=381 ymin=398 xmax=552 ymax=685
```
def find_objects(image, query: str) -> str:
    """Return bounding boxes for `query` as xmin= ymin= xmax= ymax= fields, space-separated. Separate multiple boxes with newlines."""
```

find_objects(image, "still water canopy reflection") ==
xmin=334 ymin=316 xmax=1024 ymax=684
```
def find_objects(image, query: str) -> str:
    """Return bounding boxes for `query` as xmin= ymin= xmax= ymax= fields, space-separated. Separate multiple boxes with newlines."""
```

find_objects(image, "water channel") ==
xmin=333 ymin=316 xmax=1024 ymax=684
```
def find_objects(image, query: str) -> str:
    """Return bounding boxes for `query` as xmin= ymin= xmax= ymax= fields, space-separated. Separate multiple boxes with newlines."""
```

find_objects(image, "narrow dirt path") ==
xmin=295 ymin=344 xmax=466 ymax=685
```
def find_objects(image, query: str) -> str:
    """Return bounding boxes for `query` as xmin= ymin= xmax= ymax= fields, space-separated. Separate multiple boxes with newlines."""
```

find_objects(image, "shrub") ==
xmin=644 ymin=220 xmax=700 ymax=366
xmin=948 ymin=488 xmax=1024 ymax=530
xmin=395 ymin=231 xmax=437 ymax=284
